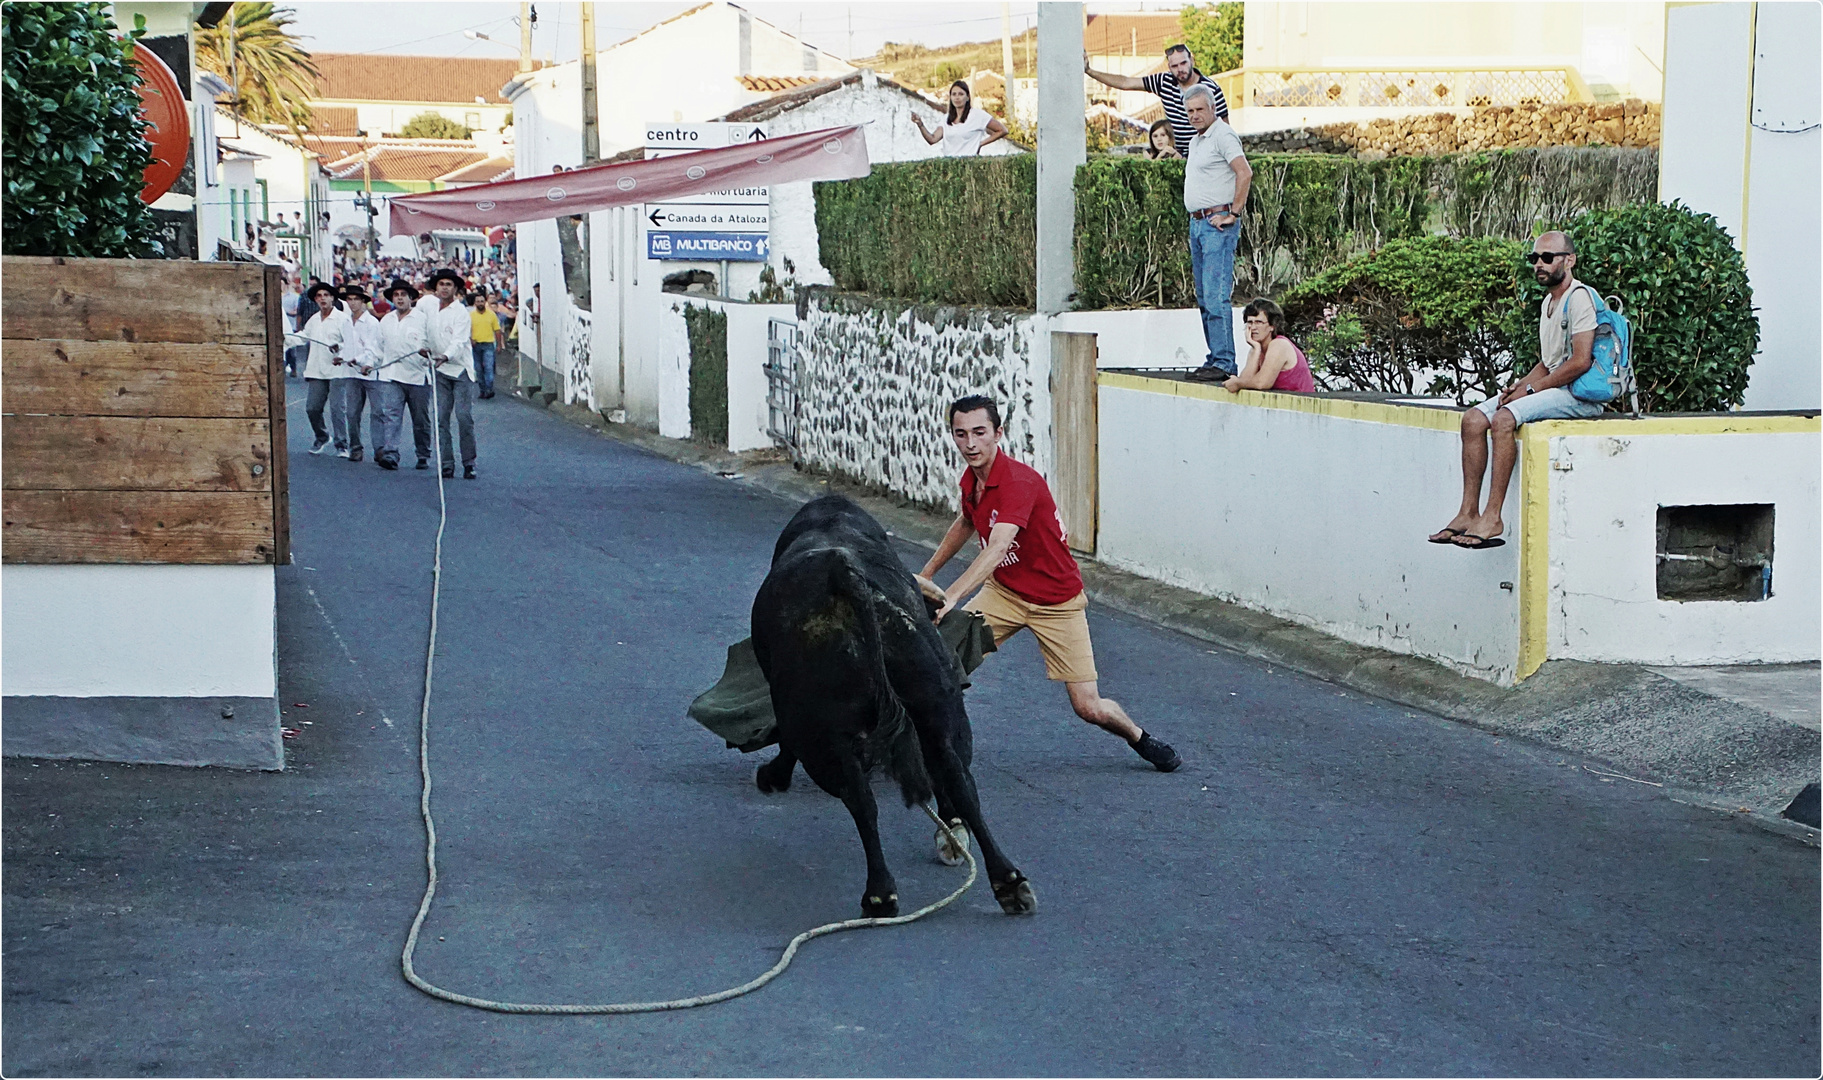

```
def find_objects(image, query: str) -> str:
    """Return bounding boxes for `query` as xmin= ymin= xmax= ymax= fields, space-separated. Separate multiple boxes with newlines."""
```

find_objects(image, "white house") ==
xmin=216 ymin=111 xmax=334 ymax=278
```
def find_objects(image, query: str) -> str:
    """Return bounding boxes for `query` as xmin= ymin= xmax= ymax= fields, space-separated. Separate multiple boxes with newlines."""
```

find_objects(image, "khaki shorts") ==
xmin=966 ymin=579 xmax=1098 ymax=684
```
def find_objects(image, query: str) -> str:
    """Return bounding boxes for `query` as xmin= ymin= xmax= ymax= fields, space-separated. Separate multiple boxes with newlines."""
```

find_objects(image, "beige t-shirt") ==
xmin=1539 ymin=282 xmax=1598 ymax=372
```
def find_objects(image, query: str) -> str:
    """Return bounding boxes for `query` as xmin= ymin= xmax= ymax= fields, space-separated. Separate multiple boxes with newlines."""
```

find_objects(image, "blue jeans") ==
xmin=474 ymin=343 xmax=496 ymax=396
xmin=1189 ymin=215 xmax=1241 ymax=375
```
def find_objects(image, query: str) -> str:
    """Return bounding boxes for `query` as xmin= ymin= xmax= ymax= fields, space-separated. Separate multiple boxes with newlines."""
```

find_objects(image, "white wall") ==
xmin=1098 ymin=380 xmax=1525 ymax=683
xmin=1660 ymin=2 xmax=1821 ymax=412
xmin=1051 ymin=307 xmax=1247 ymax=369
xmin=1547 ymin=427 xmax=1821 ymax=666
xmin=2 ymin=565 xmax=277 ymax=698
xmin=655 ymin=297 xmax=692 ymax=438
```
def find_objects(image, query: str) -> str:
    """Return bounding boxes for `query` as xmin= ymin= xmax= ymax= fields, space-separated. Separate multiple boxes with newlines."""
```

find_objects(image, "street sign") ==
xmin=645 ymin=204 xmax=771 ymax=232
xmin=647 ymin=231 xmax=770 ymax=261
xmin=642 ymin=120 xmax=771 ymax=266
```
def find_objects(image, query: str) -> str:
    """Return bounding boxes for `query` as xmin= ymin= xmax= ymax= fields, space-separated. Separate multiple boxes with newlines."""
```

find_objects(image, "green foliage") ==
xmin=1073 ymin=155 xmax=1191 ymax=310
xmin=1280 ymin=236 xmax=1534 ymax=402
xmin=2 ymin=2 xmax=160 ymax=257
xmin=1177 ymin=3 xmax=1243 ymax=74
xmin=1277 ymin=201 xmax=1759 ymax=412
xmin=747 ymin=257 xmax=799 ymax=303
xmin=400 ymin=111 xmax=471 ymax=140
xmin=195 ymin=2 xmax=318 ymax=134
xmin=815 ymin=155 xmax=1037 ymax=308
xmin=1563 ymin=200 xmax=1758 ymax=413
xmin=683 ymin=304 xmax=728 ymax=444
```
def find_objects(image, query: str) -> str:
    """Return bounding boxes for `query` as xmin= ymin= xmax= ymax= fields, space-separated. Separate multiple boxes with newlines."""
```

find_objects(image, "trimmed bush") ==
xmin=815 ymin=155 xmax=1036 ymax=308
xmin=2 ymin=2 xmax=160 ymax=257
xmin=683 ymin=304 xmax=728 ymax=444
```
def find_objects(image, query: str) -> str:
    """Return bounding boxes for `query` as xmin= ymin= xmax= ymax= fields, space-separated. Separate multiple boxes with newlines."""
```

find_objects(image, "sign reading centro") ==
xmin=644 ymin=121 xmax=769 ymax=261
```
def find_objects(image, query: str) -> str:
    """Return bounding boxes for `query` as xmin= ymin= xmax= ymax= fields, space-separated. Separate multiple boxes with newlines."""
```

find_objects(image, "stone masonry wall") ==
xmin=795 ymin=288 xmax=1048 ymax=512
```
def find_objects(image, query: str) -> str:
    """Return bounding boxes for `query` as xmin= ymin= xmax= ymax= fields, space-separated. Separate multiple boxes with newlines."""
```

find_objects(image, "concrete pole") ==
xmin=1001 ymin=4 xmax=1017 ymax=119
xmin=580 ymin=2 xmax=599 ymax=163
xmin=1035 ymin=2 xmax=1085 ymax=314
xmin=518 ymin=2 xmax=533 ymax=73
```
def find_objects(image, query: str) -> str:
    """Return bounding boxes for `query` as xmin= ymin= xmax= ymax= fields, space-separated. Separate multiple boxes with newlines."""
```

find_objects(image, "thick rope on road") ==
xmin=399 ymin=375 xmax=977 ymax=1014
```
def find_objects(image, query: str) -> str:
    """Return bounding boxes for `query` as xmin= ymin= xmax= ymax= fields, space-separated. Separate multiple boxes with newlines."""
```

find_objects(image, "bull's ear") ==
xmin=913 ymin=575 xmax=949 ymax=607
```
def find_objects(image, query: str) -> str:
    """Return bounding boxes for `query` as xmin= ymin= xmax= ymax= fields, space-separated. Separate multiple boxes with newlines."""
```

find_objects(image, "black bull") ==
xmin=750 ymin=495 xmax=1036 ymax=917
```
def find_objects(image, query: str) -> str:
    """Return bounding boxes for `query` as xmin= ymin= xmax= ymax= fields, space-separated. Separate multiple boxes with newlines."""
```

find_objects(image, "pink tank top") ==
xmin=1272 ymin=339 xmax=1316 ymax=392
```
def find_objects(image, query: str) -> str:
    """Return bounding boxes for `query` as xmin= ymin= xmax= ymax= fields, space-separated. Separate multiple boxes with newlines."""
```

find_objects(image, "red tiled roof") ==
xmin=305 ymin=104 xmax=360 ymax=136
xmin=311 ymin=53 xmax=535 ymax=105
xmin=438 ymin=157 xmax=514 ymax=184
xmin=1084 ymin=13 xmax=1183 ymax=58
xmin=737 ymin=75 xmax=828 ymax=93
xmin=323 ymin=145 xmax=491 ymax=183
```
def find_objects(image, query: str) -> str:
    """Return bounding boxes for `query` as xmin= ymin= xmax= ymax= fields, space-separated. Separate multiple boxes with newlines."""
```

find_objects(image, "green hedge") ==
xmin=814 ymin=148 xmax=1657 ymax=309
xmin=683 ymin=304 xmax=728 ymax=444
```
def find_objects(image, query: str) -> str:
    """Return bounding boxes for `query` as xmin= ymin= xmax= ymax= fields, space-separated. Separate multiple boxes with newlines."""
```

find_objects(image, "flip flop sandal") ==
xmin=1427 ymin=528 xmax=1465 ymax=544
xmin=1454 ymin=534 xmax=1506 ymax=549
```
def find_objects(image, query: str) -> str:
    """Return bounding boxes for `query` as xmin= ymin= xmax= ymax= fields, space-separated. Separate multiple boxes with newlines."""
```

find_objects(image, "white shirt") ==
xmin=420 ymin=295 xmax=475 ymax=381
xmin=299 ymin=307 xmax=352 ymax=380
xmin=345 ymin=310 xmax=382 ymax=379
xmin=379 ymin=306 xmax=431 ymax=386
xmin=937 ymin=107 xmax=992 ymax=157
xmin=1183 ymin=119 xmax=1246 ymax=212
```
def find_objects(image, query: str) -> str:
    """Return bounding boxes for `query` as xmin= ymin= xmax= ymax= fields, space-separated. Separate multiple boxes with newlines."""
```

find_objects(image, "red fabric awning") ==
xmin=389 ymin=125 xmax=870 ymax=233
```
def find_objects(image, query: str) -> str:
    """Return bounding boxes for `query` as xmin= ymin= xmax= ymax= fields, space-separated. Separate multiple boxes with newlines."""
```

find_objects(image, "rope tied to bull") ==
xmin=398 ymin=383 xmax=978 ymax=1013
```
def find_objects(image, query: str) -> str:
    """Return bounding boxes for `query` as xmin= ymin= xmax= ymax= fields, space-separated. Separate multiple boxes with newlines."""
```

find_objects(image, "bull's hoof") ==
xmin=755 ymin=758 xmax=793 ymax=794
xmin=992 ymin=873 xmax=1037 ymax=915
xmin=862 ymin=891 xmax=899 ymax=918
xmin=935 ymin=819 xmax=971 ymax=867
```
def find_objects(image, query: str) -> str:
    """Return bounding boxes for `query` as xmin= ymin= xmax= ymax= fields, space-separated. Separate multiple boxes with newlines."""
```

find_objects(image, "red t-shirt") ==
xmin=960 ymin=451 xmax=1084 ymax=606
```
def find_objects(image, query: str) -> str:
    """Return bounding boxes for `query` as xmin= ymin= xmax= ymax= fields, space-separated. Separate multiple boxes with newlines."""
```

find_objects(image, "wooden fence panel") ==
xmin=1051 ymin=331 xmax=1099 ymax=555
xmin=0 ymin=257 xmax=288 ymax=565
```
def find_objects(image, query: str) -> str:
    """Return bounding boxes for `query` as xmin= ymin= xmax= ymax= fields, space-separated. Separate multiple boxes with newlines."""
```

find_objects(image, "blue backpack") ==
xmin=1561 ymin=282 xmax=1636 ymax=411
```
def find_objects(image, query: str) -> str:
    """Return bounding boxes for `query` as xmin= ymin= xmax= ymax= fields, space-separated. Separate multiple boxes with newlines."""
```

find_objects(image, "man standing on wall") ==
xmin=1086 ymin=43 xmax=1229 ymax=157
xmin=1180 ymin=83 xmax=1251 ymax=382
xmin=422 ymin=268 xmax=479 ymax=479
xmin=922 ymin=395 xmax=1183 ymax=773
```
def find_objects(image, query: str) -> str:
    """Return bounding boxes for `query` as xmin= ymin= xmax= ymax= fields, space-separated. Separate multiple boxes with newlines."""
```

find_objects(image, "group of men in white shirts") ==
xmin=295 ymin=269 xmax=480 ymax=478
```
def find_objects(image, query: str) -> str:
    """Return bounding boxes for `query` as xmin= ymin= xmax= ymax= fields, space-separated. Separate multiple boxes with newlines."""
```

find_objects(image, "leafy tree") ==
xmin=1 ymin=2 xmax=160 ymax=256
xmin=195 ymin=2 xmax=319 ymax=136
xmin=400 ymin=112 xmax=472 ymax=140
xmin=1178 ymin=3 xmax=1243 ymax=75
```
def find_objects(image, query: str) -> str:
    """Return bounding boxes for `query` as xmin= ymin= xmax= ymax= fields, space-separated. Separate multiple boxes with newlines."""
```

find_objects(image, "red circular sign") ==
xmin=131 ymin=42 xmax=190 ymax=204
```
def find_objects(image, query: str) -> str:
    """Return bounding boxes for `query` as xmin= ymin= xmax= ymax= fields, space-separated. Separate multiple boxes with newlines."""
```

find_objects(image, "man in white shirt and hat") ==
xmin=422 ymin=268 xmax=479 ymax=479
xmin=339 ymin=284 xmax=383 ymax=463
xmin=298 ymin=281 xmax=351 ymax=455
xmin=373 ymin=277 xmax=433 ymax=471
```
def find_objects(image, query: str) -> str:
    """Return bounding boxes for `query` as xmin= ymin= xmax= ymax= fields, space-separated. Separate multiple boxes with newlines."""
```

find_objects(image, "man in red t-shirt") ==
xmin=921 ymin=395 xmax=1181 ymax=772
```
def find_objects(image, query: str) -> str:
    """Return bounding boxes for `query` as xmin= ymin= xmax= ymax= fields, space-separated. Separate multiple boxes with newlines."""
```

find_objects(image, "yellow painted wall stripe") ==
xmin=1531 ymin=414 xmax=1819 ymax=436
xmin=1517 ymin=427 xmax=1553 ymax=681
xmin=1098 ymin=371 xmax=1461 ymax=432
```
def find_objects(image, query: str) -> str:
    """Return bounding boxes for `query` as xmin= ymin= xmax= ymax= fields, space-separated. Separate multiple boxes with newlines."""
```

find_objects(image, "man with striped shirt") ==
xmin=1086 ymin=43 xmax=1229 ymax=157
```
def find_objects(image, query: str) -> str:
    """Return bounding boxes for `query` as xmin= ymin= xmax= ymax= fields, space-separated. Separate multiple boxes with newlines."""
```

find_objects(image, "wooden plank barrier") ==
xmin=1051 ymin=331 xmax=1099 ymax=556
xmin=2 ymin=256 xmax=289 ymax=565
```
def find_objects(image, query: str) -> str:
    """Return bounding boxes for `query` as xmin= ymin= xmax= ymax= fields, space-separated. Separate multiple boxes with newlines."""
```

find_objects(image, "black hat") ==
xmin=383 ymin=277 xmax=418 ymax=301
xmin=427 ymin=268 xmax=466 ymax=290
xmin=305 ymin=280 xmax=336 ymax=300
xmin=340 ymin=284 xmax=371 ymax=303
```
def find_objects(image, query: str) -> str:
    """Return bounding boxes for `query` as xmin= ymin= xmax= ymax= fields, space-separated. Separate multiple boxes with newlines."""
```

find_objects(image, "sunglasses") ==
xmin=1526 ymin=251 xmax=1571 ymax=264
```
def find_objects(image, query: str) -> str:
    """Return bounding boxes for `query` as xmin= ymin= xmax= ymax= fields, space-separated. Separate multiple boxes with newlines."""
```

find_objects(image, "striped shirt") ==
xmin=1141 ymin=69 xmax=1229 ymax=156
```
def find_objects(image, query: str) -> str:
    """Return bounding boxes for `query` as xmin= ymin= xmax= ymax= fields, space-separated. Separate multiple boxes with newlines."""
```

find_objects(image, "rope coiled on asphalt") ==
xmin=398 ymin=375 xmax=978 ymax=1014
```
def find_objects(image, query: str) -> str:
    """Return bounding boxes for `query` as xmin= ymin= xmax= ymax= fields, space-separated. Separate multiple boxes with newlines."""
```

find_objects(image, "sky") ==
xmin=283 ymin=1 xmax=1181 ymax=63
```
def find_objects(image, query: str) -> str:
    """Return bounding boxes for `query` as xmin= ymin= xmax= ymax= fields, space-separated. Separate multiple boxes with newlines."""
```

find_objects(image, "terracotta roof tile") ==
xmin=1084 ymin=13 xmax=1183 ymax=59
xmin=311 ymin=53 xmax=535 ymax=105
xmin=324 ymin=145 xmax=491 ymax=183
xmin=438 ymin=157 xmax=515 ymax=184
xmin=305 ymin=104 xmax=360 ymax=136
xmin=737 ymin=75 xmax=828 ymax=93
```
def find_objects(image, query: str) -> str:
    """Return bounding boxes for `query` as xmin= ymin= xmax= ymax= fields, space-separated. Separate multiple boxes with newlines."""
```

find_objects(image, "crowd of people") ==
xmin=281 ymin=261 xmax=530 ymax=481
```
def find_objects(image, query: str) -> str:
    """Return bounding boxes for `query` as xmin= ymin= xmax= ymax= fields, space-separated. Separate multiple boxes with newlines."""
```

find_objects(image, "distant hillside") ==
xmin=860 ymin=29 xmax=1038 ymax=89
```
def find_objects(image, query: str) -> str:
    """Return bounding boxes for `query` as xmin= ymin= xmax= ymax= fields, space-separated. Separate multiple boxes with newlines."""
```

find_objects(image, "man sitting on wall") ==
xmin=1429 ymin=231 xmax=1602 ymax=550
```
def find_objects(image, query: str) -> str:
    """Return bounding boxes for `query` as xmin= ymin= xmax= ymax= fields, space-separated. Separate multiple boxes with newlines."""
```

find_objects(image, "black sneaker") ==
xmin=309 ymin=438 xmax=330 ymax=455
xmin=415 ymin=459 xmax=429 ymax=470
xmin=1185 ymin=365 xmax=1229 ymax=383
xmin=1131 ymin=731 xmax=1181 ymax=772
xmin=462 ymin=464 xmax=476 ymax=480
xmin=349 ymin=447 xmax=364 ymax=463
xmin=376 ymin=455 xmax=398 ymax=471
xmin=441 ymin=463 xmax=455 ymax=479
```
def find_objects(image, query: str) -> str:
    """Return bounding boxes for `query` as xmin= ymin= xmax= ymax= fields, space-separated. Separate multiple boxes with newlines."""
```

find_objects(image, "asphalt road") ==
xmin=4 ymin=386 xmax=1818 ymax=1077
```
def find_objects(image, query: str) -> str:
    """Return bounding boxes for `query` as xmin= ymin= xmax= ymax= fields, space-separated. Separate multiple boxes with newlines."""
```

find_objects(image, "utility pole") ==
xmin=359 ymin=128 xmax=376 ymax=266
xmin=1001 ymin=3 xmax=1017 ymax=120
xmin=580 ymin=1 xmax=599 ymax=163
xmin=1036 ymin=2 xmax=1085 ymax=314
xmin=518 ymin=1 xmax=533 ymax=73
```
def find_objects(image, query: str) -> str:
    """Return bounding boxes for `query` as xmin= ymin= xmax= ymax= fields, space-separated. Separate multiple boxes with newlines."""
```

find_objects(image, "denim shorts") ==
xmin=1472 ymin=386 xmax=1603 ymax=425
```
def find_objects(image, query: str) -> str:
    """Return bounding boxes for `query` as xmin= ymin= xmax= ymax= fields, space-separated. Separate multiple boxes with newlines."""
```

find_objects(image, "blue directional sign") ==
xmin=646 ymin=231 xmax=770 ymax=261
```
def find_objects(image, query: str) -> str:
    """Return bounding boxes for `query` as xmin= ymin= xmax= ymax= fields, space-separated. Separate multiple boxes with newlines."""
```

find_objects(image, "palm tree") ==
xmin=195 ymin=2 xmax=319 ymax=135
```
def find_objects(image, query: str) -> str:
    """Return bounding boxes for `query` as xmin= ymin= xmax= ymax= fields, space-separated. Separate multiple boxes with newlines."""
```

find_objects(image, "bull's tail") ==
xmin=827 ymin=552 xmax=933 ymax=809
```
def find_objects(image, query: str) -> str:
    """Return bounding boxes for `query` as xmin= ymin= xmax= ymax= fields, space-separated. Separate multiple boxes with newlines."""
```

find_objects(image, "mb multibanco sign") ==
xmin=644 ymin=122 xmax=770 ymax=262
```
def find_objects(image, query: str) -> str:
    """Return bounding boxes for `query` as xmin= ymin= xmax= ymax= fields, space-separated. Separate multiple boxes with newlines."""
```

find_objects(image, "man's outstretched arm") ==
xmin=934 ymin=522 xmax=1021 ymax=621
xmin=1085 ymin=52 xmax=1145 ymax=90
xmin=921 ymin=513 xmax=975 ymax=580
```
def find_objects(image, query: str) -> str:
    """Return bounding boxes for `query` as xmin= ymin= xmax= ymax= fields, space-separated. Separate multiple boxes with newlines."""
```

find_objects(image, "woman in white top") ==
xmin=911 ymin=81 xmax=1008 ymax=157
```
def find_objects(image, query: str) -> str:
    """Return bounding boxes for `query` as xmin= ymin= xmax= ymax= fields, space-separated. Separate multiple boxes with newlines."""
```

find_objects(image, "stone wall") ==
xmin=794 ymin=288 xmax=1048 ymax=511
xmin=1309 ymin=100 xmax=1662 ymax=158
